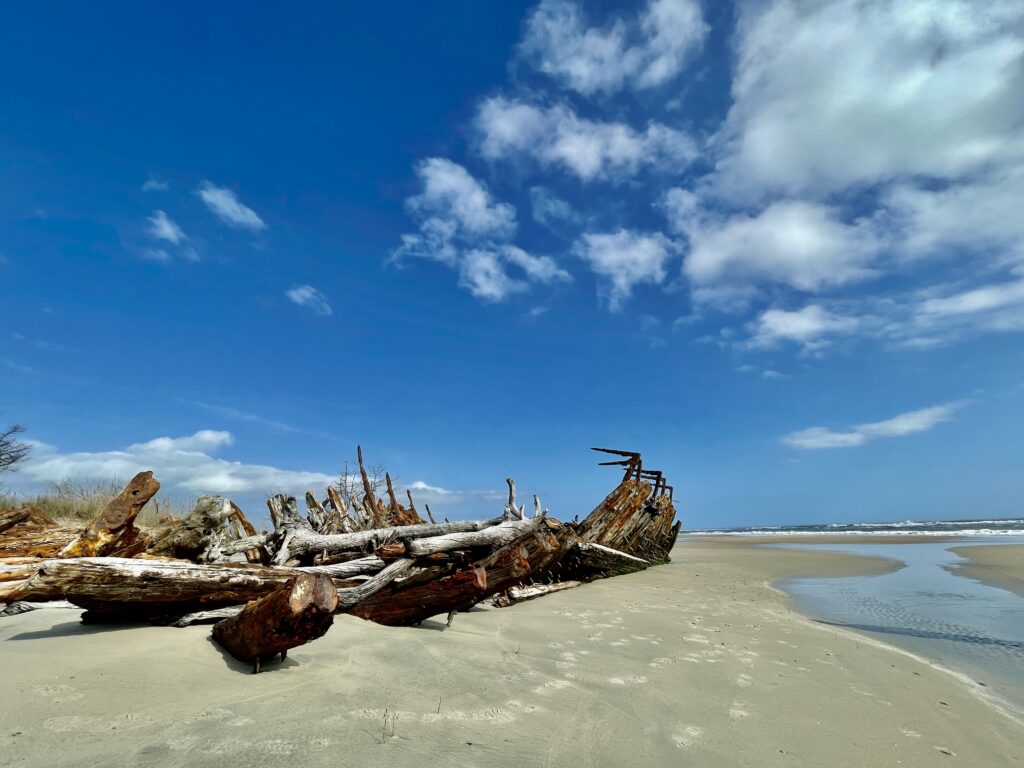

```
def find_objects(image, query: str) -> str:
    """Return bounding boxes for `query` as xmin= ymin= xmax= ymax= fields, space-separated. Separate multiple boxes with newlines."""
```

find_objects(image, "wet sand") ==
xmin=947 ymin=543 xmax=1024 ymax=598
xmin=1 ymin=539 xmax=1021 ymax=767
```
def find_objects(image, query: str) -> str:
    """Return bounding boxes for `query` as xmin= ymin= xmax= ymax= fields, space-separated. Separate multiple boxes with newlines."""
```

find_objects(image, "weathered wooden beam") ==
xmin=0 ymin=525 xmax=79 ymax=558
xmin=59 ymin=471 xmax=161 ymax=558
xmin=279 ymin=518 xmax=502 ymax=561
xmin=405 ymin=516 xmax=542 ymax=557
xmin=212 ymin=574 xmax=338 ymax=672
xmin=350 ymin=525 xmax=567 ymax=626
xmin=356 ymin=445 xmax=379 ymax=526
xmin=575 ymin=542 xmax=650 ymax=576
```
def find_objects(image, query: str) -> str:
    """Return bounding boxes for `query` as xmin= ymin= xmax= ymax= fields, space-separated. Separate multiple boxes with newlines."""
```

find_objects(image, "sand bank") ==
xmin=947 ymin=543 xmax=1024 ymax=598
xmin=1 ymin=539 xmax=1020 ymax=768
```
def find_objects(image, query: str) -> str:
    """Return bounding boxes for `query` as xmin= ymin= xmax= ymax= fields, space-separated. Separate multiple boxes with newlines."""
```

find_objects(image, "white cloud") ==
xmin=286 ymin=284 xmax=333 ymax=317
xmin=477 ymin=98 xmax=698 ymax=181
xmin=666 ymin=191 xmax=881 ymax=296
xmin=712 ymin=0 xmax=1024 ymax=198
xmin=884 ymin=167 xmax=1024 ymax=263
xmin=407 ymin=158 xmax=516 ymax=239
xmin=502 ymin=245 xmax=571 ymax=284
xmin=142 ymin=178 xmax=169 ymax=192
xmin=520 ymin=0 xmax=707 ymax=96
xmin=22 ymin=430 xmax=335 ymax=495
xmin=147 ymin=210 xmax=186 ymax=245
xmin=393 ymin=159 xmax=570 ymax=303
xmin=19 ymin=431 xmax=501 ymax=508
xmin=782 ymin=401 xmax=965 ymax=450
xmin=197 ymin=181 xmax=267 ymax=231
xmin=917 ymin=279 xmax=1024 ymax=320
xmin=747 ymin=305 xmax=860 ymax=350
xmin=530 ymin=186 xmax=578 ymax=226
xmin=573 ymin=229 xmax=675 ymax=311
xmin=459 ymin=250 xmax=528 ymax=302
xmin=140 ymin=247 xmax=172 ymax=263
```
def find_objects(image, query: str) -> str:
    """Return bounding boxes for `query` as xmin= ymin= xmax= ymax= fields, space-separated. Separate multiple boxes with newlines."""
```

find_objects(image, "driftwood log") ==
xmin=59 ymin=471 xmax=162 ymax=558
xmin=492 ymin=580 xmax=583 ymax=607
xmin=147 ymin=495 xmax=233 ymax=562
xmin=212 ymin=573 xmax=338 ymax=672
xmin=0 ymin=446 xmax=683 ymax=672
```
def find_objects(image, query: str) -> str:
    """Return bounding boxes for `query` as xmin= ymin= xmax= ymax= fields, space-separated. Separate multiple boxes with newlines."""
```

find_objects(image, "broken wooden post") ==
xmin=59 ymin=471 xmax=161 ymax=558
xmin=504 ymin=477 xmax=524 ymax=520
xmin=211 ymin=573 xmax=338 ymax=673
xmin=356 ymin=445 xmax=380 ymax=526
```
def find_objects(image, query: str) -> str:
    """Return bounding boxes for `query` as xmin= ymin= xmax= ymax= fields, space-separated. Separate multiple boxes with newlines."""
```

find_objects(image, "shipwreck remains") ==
xmin=0 ymin=448 xmax=680 ymax=671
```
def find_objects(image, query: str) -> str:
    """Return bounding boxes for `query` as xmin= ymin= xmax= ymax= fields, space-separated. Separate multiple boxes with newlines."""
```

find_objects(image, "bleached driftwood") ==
xmin=405 ymin=516 xmax=543 ymax=557
xmin=147 ymin=496 xmax=234 ymax=562
xmin=492 ymin=580 xmax=583 ymax=607
xmin=277 ymin=518 xmax=502 ymax=562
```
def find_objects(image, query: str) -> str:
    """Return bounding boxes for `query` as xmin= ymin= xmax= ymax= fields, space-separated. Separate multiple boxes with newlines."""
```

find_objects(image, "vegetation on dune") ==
xmin=1 ymin=478 xmax=186 ymax=528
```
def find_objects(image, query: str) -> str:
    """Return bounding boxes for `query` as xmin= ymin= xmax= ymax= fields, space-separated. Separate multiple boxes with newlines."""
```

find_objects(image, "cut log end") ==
xmin=212 ymin=573 xmax=338 ymax=670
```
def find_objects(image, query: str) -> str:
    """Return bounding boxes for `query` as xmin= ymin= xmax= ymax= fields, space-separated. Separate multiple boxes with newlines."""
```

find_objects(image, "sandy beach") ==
xmin=948 ymin=543 xmax=1024 ymax=598
xmin=2 ymin=538 xmax=1021 ymax=768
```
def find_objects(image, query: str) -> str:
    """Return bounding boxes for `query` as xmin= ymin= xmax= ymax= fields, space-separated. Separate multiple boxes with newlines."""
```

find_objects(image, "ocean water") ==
xmin=691 ymin=518 xmax=1024 ymax=536
xmin=770 ymin=538 xmax=1024 ymax=715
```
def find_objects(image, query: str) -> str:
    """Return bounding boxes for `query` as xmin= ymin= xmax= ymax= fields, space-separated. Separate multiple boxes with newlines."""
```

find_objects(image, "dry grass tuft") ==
xmin=1 ymin=479 xmax=187 ymax=528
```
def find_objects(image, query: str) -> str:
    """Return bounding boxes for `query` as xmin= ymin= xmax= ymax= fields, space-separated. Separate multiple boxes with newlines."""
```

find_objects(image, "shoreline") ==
xmin=946 ymin=543 xmax=1024 ymax=598
xmin=1 ymin=538 xmax=1021 ymax=766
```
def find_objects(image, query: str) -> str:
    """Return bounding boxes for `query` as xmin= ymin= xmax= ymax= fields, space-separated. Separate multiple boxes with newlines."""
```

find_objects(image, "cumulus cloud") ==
xmin=667 ymin=0 xmax=1024 ymax=354
xmin=197 ymin=182 xmax=267 ymax=231
xmin=573 ymin=229 xmax=675 ymax=311
xmin=286 ymin=284 xmax=333 ymax=317
xmin=406 ymin=158 xmax=516 ymax=239
xmin=712 ymin=0 xmax=1024 ymax=198
xmin=520 ymin=0 xmax=708 ymax=96
xmin=22 ymin=430 xmax=335 ymax=495
xmin=459 ymin=250 xmax=528 ymax=302
xmin=782 ymin=402 xmax=965 ymax=449
xmin=477 ymin=98 xmax=698 ymax=181
xmin=393 ymin=159 xmax=571 ymax=302
xmin=19 ymin=431 xmax=498 ymax=509
xmin=746 ymin=305 xmax=861 ymax=350
xmin=666 ymin=191 xmax=881 ymax=296
xmin=147 ymin=210 xmax=186 ymax=245
xmin=884 ymin=167 xmax=1024 ymax=263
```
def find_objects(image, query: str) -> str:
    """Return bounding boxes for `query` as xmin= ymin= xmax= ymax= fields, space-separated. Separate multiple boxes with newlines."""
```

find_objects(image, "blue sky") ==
xmin=2 ymin=1 xmax=1023 ymax=528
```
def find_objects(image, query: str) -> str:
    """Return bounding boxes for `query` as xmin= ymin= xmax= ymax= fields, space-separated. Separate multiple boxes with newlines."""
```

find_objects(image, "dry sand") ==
xmin=1 ymin=538 xmax=1021 ymax=767
xmin=948 ymin=543 xmax=1024 ymax=598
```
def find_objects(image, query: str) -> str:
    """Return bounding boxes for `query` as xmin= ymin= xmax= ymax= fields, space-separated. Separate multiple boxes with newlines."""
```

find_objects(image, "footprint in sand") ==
xmin=32 ymin=685 xmax=83 ymax=704
xmin=607 ymin=675 xmax=647 ymax=686
xmin=736 ymin=674 xmax=753 ymax=687
xmin=534 ymin=679 xmax=572 ymax=695
xmin=672 ymin=725 xmax=704 ymax=749
xmin=730 ymin=701 xmax=749 ymax=720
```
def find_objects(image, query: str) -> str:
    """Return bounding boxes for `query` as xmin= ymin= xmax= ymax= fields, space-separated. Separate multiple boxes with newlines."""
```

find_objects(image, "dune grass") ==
xmin=1 ymin=479 xmax=187 ymax=528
